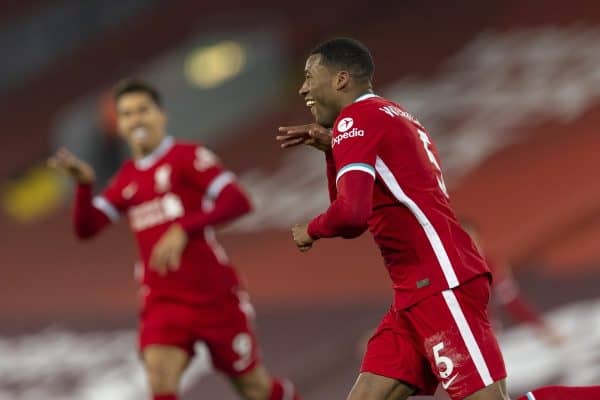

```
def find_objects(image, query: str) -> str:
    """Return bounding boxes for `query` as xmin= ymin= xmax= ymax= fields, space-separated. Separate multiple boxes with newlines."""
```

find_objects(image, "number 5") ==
xmin=433 ymin=342 xmax=454 ymax=378
xmin=417 ymin=129 xmax=449 ymax=197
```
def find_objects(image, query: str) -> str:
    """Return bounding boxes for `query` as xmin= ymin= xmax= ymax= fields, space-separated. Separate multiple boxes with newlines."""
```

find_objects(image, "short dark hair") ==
xmin=113 ymin=78 xmax=162 ymax=107
xmin=311 ymin=37 xmax=374 ymax=82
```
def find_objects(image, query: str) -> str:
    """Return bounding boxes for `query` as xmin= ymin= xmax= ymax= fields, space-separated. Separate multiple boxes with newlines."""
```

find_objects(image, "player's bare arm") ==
xmin=277 ymin=123 xmax=331 ymax=151
xmin=292 ymin=223 xmax=314 ymax=252
xmin=48 ymin=147 xmax=96 ymax=184
xmin=149 ymin=223 xmax=188 ymax=276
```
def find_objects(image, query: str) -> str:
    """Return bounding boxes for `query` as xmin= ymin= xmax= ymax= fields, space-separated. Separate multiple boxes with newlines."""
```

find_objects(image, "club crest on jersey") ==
xmin=154 ymin=165 xmax=171 ymax=193
xmin=337 ymin=117 xmax=354 ymax=132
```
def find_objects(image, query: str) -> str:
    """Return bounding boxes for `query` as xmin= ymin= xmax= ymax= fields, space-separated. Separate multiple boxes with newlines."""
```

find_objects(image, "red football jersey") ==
xmin=326 ymin=94 xmax=490 ymax=309
xmin=92 ymin=136 xmax=244 ymax=306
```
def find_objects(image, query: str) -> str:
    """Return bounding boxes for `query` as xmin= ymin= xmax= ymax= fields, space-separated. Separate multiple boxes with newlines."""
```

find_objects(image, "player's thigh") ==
xmin=139 ymin=302 xmax=196 ymax=390
xmin=142 ymin=344 xmax=190 ymax=389
xmin=385 ymin=381 xmax=418 ymax=400
xmin=407 ymin=276 xmax=507 ymax=400
xmin=202 ymin=290 xmax=260 ymax=377
xmin=348 ymin=372 xmax=414 ymax=400
xmin=139 ymin=304 xmax=196 ymax=355
xmin=360 ymin=309 xmax=435 ymax=397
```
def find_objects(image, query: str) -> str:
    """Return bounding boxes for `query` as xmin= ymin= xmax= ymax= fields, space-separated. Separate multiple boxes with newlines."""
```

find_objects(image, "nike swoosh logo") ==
xmin=441 ymin=374 xmax=458 ymax=390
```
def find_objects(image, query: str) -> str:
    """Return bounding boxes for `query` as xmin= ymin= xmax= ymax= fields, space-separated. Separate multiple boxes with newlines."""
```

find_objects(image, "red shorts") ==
xmin=361 ymin=276 xmax=506 ymax=400
xmin=139 ymin=289 xmax=260 ymax=377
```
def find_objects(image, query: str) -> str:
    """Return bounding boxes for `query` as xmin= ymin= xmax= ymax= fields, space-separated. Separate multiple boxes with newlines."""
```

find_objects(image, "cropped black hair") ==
xmin=311 ymin=37 xmax=374 ymax=82
xmin=113 ymin=78 xmax=162 ymax=107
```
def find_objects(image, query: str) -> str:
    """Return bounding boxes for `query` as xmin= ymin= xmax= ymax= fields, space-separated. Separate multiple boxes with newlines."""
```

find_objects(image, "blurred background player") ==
xmin=49 ymin=79 xmax=300 ymax=400
xmin=460 ymin=219 xmax=564 ymax=345
xmin=276 ymin=37 xmax=600 ymax=400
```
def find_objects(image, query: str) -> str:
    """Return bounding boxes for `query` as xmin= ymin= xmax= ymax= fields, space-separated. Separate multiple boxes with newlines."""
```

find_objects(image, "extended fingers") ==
xmin=278 ymin=136 xmax=305 ymax=148
xmin=278 ymin=125 xmax=312 ymax=134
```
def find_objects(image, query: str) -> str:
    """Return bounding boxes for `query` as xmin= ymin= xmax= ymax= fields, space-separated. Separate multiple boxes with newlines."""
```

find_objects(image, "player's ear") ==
xmin=334 ymin=70 xmax=350 ymax=91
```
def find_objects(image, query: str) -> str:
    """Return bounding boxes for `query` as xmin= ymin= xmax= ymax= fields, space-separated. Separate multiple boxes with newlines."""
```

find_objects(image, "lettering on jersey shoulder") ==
xmin=154 ymin=165 xmax=172 ymax=193
xmin=379 ymin=105 xmax=423 ymax=127
xmin=194 ymin=147 xmax=220 ymax=172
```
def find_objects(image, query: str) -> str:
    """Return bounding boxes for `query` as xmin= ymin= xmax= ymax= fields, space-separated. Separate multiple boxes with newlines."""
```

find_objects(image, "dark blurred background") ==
xmin=1 ymin=1 xmax=599 ymax=399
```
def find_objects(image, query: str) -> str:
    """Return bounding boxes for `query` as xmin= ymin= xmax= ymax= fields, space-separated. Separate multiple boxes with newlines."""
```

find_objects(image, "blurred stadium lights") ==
xmin=1 ymin=165 xmax=65 ymax=223
xmin=184 ymin=41 xmax=247 ymax=89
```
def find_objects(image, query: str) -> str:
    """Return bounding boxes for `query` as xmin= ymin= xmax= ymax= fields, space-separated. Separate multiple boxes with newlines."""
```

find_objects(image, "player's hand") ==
xmin=292 ymin=223 xmax=314 ymax=252
xmin=277 ymin=123 xmax=331 ymax=152
xmin=150 ymin=224 xmax=188 ymax=276
xmin=48 ymin=147 xmax=96 ymax=184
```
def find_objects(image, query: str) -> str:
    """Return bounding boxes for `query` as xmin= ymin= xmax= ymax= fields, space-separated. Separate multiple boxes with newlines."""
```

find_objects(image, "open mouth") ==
xmin=132 ymin=127 xmax=148 ymax=140
xmin=305 ymin=99 xmax=316 ymax=109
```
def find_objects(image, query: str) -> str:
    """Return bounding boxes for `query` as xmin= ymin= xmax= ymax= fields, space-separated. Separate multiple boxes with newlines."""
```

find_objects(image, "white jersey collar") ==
xmin=354 ymin=93 xmax=379 ymax=103
xmin=135 ymin=136 xmax=175 ymax=170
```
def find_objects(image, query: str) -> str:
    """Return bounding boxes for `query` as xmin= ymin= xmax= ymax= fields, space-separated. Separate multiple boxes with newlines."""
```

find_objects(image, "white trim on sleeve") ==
xmin=205 ymin=171 xmax=235 ymax=201
xmin=335 ymin=163 xmax=376 ymax=186
xmin=92 ymin=196 xmax=120 ymax=223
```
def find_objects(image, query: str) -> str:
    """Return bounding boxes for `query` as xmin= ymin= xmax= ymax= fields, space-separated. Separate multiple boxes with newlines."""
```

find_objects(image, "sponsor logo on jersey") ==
xmin=332 ymin=127 xmax=365 ymax=147
xmin=337 ymin=117 xmax=354 ymax=132
xmin=154 ymin=165 xmax=172 ymax=192
xmin=128 ymin=193 xmax=184 ymax=231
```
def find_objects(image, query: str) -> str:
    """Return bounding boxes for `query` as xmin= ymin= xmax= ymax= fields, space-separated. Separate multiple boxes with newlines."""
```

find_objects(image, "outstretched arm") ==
xmin=179 ymin=176 xmax=252 ymax=236
xmin=73 ymin=183 xmax=112 ymax=238
xmin=49 ymin=148 xmax=113 ymax=239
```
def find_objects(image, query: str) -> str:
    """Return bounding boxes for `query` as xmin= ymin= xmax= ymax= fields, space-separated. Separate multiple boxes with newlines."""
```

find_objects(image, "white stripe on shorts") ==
xmin=442 ymin=289 xmax=494 ymax=386
xmin=526 ymin=392 xmax=537 ymax=400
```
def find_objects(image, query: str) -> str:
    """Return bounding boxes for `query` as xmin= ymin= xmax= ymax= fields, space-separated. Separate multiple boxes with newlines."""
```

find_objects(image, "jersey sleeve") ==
xmin=178 ymin=145 xmax=252 ymax=235
xmin=307 ymin=107 xmax=381 ymax=239
xmin=330 ymin=109 xmax=380 ymax=184
xmin=180 ymin=145 xmax=230 ymax=195
xmin=325 ymin=150 xmax=337 ymax=203
xmin=94 ymin=169 xmax=129 ymax=223
xmin=73 ymin=183 xmax=112 ymax=238
xmin=73 ymin=166 xmax=130 ymax=238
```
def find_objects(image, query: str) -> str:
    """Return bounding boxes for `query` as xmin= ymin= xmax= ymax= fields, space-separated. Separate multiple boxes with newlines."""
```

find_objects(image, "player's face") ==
xmin=299 ymin=54 xmax=341 ymax=129
xmin=116 ymin=92 xmax=167 ymax=157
